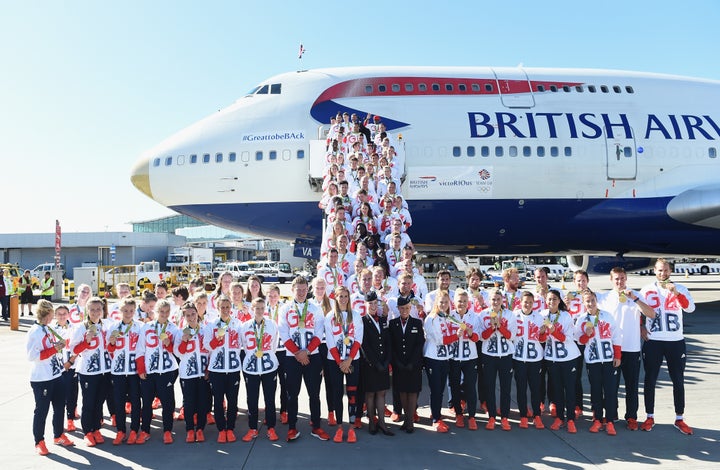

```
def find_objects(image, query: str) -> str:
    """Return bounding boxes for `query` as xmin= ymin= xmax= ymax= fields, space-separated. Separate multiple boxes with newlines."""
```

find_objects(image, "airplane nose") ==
xmin=130 ymin=156 xmax=153 ymax=199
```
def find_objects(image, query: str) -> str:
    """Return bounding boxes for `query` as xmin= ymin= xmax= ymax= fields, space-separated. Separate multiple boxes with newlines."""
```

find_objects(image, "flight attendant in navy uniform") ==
xmin=388 ymin=295 xmax=424 ymax=433
xmin=27 ymin=300 xmax=75 ymax=455
xmin=360 ymin=291 xmax=394 ymax=436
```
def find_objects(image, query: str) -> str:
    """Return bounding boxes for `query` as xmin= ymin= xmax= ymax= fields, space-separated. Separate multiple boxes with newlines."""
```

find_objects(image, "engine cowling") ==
xmin=567 ymin=255 xmax=655 ymax=275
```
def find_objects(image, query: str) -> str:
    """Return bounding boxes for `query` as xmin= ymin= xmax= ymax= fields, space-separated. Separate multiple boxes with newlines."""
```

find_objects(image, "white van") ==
xmin=247 ymin=261 xmax=294 ymax=284
xmin=31 ymin=263 xmax=65 ymax=280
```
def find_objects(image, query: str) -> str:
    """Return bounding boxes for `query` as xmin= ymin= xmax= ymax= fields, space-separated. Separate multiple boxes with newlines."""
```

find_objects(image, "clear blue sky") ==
xmin=1 ymin=0 xmax=718 ymax=234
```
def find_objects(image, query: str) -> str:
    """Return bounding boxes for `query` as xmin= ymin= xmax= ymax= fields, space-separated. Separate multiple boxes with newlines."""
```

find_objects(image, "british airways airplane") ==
xmin=130 ymin=66 xmax=720 ymax=272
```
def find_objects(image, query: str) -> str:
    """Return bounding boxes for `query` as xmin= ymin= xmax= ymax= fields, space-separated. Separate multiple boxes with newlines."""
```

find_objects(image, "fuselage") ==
xmin=131 ymin=66 xmax=720 ymax=256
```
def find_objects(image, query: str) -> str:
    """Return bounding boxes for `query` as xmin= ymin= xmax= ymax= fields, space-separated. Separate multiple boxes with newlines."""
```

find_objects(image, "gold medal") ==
xmin=543 ymin=318 xmax=551 ymax=326
xmin=110 ymin=330 xmax=120 ymax=339
xmin=255 ymin=350 xmax=263 ymax=358
xmin=490 ymin=311 xmax=498 ymax=319
xmin=619 ymin=292 xmax=627 ymax=303
xmin=567 ymin=291 xmax=576 ymax=300
xmin=183 ymin=327 xmax=192 ymax=336
xmin=159 ymin=333 xmax=168 ymax=341
xmin=343 ymin=336 xmax=351 ymax=346
xmin=217 ymin=327 xmax=226 ymax=338
xmin=584 ymin=321 xmax=593 ymax=330
xmin=88 ymin=324 xmax=97 ymax=335
xmin=299 ymin=320 xmax=306 ymax=330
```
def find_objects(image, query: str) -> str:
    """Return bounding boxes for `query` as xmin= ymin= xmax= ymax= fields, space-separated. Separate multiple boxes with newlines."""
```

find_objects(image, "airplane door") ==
xmin=605 ymin=127 xmax=637 ymax=180
xmin=492 ymin=68 xmax=535 ymax=108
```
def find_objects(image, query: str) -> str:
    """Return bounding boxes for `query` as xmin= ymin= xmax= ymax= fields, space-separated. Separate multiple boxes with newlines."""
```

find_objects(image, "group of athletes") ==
xmin=26 ymin=111 xmax=696 ymax=455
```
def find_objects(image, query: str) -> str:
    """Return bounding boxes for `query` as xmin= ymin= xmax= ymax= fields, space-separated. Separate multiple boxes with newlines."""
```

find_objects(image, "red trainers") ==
xmin=53 ymin=434 xmax=74 ymax=447
xmin=567 ymin=420 xmax=577 ymax=434
xmin=286 ymin=429 xmax=300 ymax=442
xmin=640 ymin=417 xmax=655 ymax=431
xmin=626 ymin=418 xmax=638 ymax=431
xmin=674 ymin=419 xmax=693 ymax=435
xmin=501 ymin=417 xmax=511 ymax=431
xmin=485 ymin=417 xmax=496 ymax=430
xmin=333 ymin=428 xmax=343 ymax=443
xmin=327 ymin=411 xmax=337 ymax=426
xmin=266 ymin=428 xmax=279 ymax=441
xmin=126 ymin=430 xmax=137 ymax=445
xmin=195 ymin=429 xmax=205 ymax=442
xmin=92 ymin=430 xmax=104 ymax=444
xmin=589 ymin=420 xmax=603 ymax=433
xmin=226 ymin=430 xmax=237 ymax=443
xmin=519 ymin=417 xmax=529 ymax=429
xmin=185 ymin=430 xmax=195 ymax=443
xmin=135 ymin=431 xmax=150 ymax=445
xmin=434 ymin=420 xmax=449 ymax=433
xmin=347 ymin=428 xmax=357 ymax=443
xmin=66 ymin=419 xmax=76 ymax=432
xmin=84 ymin=433 xmax=96 ymax=447
xmin=242 ymin=429 xmax=258 ymax=442
xmin=455 ymin=415 xmax=465 ymax=428
xmin=206 ymin=413 xmax=215 ymax=425
xmin=280 ymin=411 xmax=288 ymax=424
xmin=35 ymin=440 xmax=49 ymax=456
xmin=550 ymin=418 xmax=564 ymax=431
xmin=353 ymin=418 xmax=362 ymax=429
xmin=112 ymin=431 xmax=126 ymax=445
xmin=534 ymin=416 xmax=545 ymax=429
xmin=311 ymin=428 xmax=329 ymax=441
xmin=163 ymin=431 xmax=173 ymax=444
xmin=606 ymin=421 xmax=617 ymax=436
xmin=217 ymin=430 xmax=227 ymax=443
xmin=468 ymin=417 xmax=478 ymax=430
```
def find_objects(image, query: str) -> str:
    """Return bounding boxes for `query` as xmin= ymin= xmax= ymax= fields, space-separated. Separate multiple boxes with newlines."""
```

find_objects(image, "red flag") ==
xmin=298 ymin=43 xmax=306 ymax=59
xmin=55 ymin=219 xmax=62 ymax=270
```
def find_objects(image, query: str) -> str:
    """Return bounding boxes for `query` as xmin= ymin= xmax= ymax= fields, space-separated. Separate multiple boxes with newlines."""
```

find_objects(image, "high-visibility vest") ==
xmin=16 ymin=276 xmax=31 ymax=294
xmin=41 ymin=277 xmax=54 ymax=296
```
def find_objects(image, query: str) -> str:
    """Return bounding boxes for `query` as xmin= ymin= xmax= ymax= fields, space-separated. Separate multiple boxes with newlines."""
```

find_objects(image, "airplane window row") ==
xmin=366 ymin=81 xmax=497 ymax=94
xmin=536 ymin=84 xmax=634 ymax=94
xmin=453 ymin=145 xmax=573 ymax=158
xmin=152 ymin=149 xmax=305 ymax=167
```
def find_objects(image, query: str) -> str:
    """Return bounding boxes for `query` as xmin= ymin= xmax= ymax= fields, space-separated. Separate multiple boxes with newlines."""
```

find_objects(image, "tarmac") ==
xmin=1 ymin=273 xmax=719 ymax=469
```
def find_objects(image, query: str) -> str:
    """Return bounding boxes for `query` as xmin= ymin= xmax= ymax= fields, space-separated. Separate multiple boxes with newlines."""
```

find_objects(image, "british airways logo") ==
xmin=468 ymin=112 xmax=720 ymax=140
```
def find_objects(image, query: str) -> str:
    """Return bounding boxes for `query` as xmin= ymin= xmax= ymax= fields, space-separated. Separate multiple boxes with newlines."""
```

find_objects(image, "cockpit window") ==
xmin=257 ymin=85 xmax=269 ymax=94
xmin=245 ymin=86 xmax=260 ymax=96
xmin=271 ymin=83 xmax=282 ymax=94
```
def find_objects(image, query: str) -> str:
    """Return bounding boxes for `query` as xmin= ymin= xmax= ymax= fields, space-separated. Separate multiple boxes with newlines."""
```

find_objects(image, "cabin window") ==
xmin=495 ymin=146 xmax=504 ymax=157
xmin=562 ymin=85 xmax=570 ymax=92
xmin=624 ymin=146 xmax=633 ymax=157
xmin=564 ymin=146 xmax=572 ymax=157
xmin=229 ymin=152 xmax=236 ymax=162
xmin=190 ymin=154 xmax=197 ymax=164
xmin=419 ymin=83 xmax=427 ymax=91
xmin=509 ymin=146 xmax=518 ymax=157
xmin=215 ymin=153 xmax=223 ymax=163
xmin=537 ymin=146 xmax=545 ymax=157
xmin=485 ymin=83 xmax=493 ymax=92
xmin=467 ymin=146 xmax=476 ymax=157
xmin=203 ymin=153 xmax=210 ymax=163
xmin=709 ymin=148 xmax=717 ymax=158
xmin=550 ymin=85 xmax=558 ymax=92
xmin=537 ymin=85 xmax=545 ymax=92
xmin=625 ymin=86 xmax=635 ymax=94
xmin=613 ymin=85 xmax=622 ymax=93
xmin=550 ymin=146 xmax=559 ymax=157
xmin=471 ymin=83 xmax=480 ymax=92
xmin=365 ymin=85 xmax=373 ymax=93
xmin=255 ymin=151 xmax=263 ymax=161
xmin=459 ymin=84 xmax=467 ymax=92
xmin=452 ymin=146 xmax=461 ymax=157
xmin=405 ymin=83 xmax=413 ymax=92
xmin=282 ymin=149 xmax=291 ymax=161
xmin=601 ymin=85 xmax=609 ymax=93
xmin=297 ymin=149 xmax=305 ymax=159
xmin=445 ymin=83 xmax=453 ymax=91
xmin=575 ymin=86 xmax=584 ymax=92
xmin=269 ymin=150 xmax=277 ymax=160
xmin=177 ymin=155 xmax=185 ymax=165
xmin=165 ymin=156 xmax=173 ymax=166
xmin=588 ymin=85 xmax=597 ymax=93
xmin=523 ymin=146 xmax=532 ymax=157
xmin=378 ymin=84 xmax=387 ymax=92
xmin=392 ymin=84 xmax=400 ymax=92
xmin=153 ymin=158 xmax=160 ymax=167
xmin=481 ymin=146 xmax=490 ymax=157
xmin=432 ymin=83 xmax=440 ymax=91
